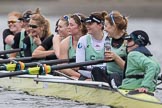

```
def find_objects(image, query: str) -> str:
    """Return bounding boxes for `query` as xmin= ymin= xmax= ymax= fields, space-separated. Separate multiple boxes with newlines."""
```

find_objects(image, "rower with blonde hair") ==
xmin=10 ymin=8 xmax=51 ymax=57
xmin=3 ymin=11 xmax=23 ymax=58
xmin=32 ymin=15 xmax=70 ymax=59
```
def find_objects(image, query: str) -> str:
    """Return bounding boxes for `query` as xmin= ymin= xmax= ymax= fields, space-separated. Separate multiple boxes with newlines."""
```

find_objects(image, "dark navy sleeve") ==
xmin=12 ymin=32 xmax=21 ymax=49
xmin=3 ymin=29 xmax=14 ymax=44
xmin=12 ymin=31 xmax=28 ymax=49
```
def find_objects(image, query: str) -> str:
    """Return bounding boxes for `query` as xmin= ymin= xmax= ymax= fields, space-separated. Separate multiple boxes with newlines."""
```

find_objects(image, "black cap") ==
xmin=84 ymin=15 xmax=104 ymax=24
xmin=18 ymin=11 xmax=32 ymax=22
xmin=126 ymin=30 xmax=151 ymax=46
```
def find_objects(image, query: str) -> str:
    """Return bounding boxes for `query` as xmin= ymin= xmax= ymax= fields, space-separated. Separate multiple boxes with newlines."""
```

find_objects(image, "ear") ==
xmin=98 ymin=23 xmax=103 ymax=29
xmin=20 ymin=21 xmax=24 ymax=26
xmin=78 ymin=24 xmax=82 ymax=31
xmin=40 ymin=26 xmax=44 ymax=31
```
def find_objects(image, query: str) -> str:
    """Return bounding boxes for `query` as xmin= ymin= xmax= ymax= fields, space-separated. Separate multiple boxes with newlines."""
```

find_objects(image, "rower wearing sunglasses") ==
xmin=10 ymin=8 xmax=51 ymax=58
xmin=23 ymin=10 xmax=51 ymax=57
xmin=119 ymin=30 xmax=160 ymax=93
xmin=10 ymin=10 xmax=33 ymax=58
xmin=2 ymin=11 xmax=23 ymax=58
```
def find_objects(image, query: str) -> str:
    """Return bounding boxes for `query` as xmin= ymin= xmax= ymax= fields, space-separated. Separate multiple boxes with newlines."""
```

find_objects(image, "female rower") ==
xmin=22 ymin=13 xmax=51 ymax=57
xmin=104 ymin=11 xmax=128 ymax=86
xmin=32 ymin=15 xmax=70 ymax=59
xmin=2 ymin=11 xmax=23 ymax=58
xmin=92 ymin=11 xmax=128 ymax=87
xmin=10 ymin=10 xmax=33 ymax=58
xmin=119 ymin=30 xmax=160 ymax=93
xmin=76 ymin=11 xmax=108 ymax=79
xmin=9 ymin=9 xmax=51 ymax=58
xmin=59 ymin=13 xmax=87 ymax=79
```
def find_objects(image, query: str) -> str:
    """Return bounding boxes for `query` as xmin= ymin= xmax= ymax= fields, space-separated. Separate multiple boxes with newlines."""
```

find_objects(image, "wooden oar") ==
xmin=0 ymin=58 xmax=75 ymax=71
xmin=0 ymin=59 xmax=106 ymax=78
xmin=0 ymin=48 xmax=23 ymax=55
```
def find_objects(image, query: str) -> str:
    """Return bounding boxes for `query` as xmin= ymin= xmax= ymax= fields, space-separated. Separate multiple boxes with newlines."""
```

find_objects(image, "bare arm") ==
xmin=53 ymin=34 xmax=61 ymax=58
xmin=59 ymin=37 xmax=69 ymax=59
xmin=5 ymin=35 xmax=14 ymax=45
xmin=114 ymin=53 xmax=125 ymax=70
xmin=59 ymin=37 xmax=80 ymax=78
xmin=32 ymin=46 xmax=54 ymax=58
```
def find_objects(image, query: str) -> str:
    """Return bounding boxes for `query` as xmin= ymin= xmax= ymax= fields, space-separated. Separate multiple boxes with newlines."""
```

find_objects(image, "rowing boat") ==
xmin=0 ymin=58 xmax=161 ymax=107
xmin=0 ymin=74 xmax=161 ymax=108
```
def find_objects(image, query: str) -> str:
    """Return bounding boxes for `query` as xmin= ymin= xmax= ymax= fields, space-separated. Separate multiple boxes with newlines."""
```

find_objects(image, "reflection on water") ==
xmin=0 ymin=16 xmax=162 ymax=107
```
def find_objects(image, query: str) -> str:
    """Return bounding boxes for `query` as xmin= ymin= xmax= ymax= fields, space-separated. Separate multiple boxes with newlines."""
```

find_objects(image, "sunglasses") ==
xmin=29 ymin=24 xmax=38 ymax=28
xmin=8 ymin=20 xmax=20 ymax=24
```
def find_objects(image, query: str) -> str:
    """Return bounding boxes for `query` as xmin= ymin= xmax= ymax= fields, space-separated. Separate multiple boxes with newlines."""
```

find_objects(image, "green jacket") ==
xmin=119 ymin=48 xmax=160 ymax=92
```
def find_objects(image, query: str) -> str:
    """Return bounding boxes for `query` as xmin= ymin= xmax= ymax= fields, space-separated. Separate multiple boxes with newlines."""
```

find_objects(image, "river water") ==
xmin=0 ymin=87 xmax=109 ymax=108
xmin=0 ymin=15 xmax=162 ymax=108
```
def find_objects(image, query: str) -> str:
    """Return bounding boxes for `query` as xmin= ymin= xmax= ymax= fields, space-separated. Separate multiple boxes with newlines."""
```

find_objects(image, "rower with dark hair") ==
xmin=59 ymin=13 xmax=88 ymax=79
xmin=76 ymin=11 xmax=108 ymax=80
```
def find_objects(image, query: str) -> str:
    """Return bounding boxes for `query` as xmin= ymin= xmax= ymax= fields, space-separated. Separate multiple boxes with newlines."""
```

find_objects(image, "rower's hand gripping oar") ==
xmin=0 ymin=59 xmax=106 ymax=78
